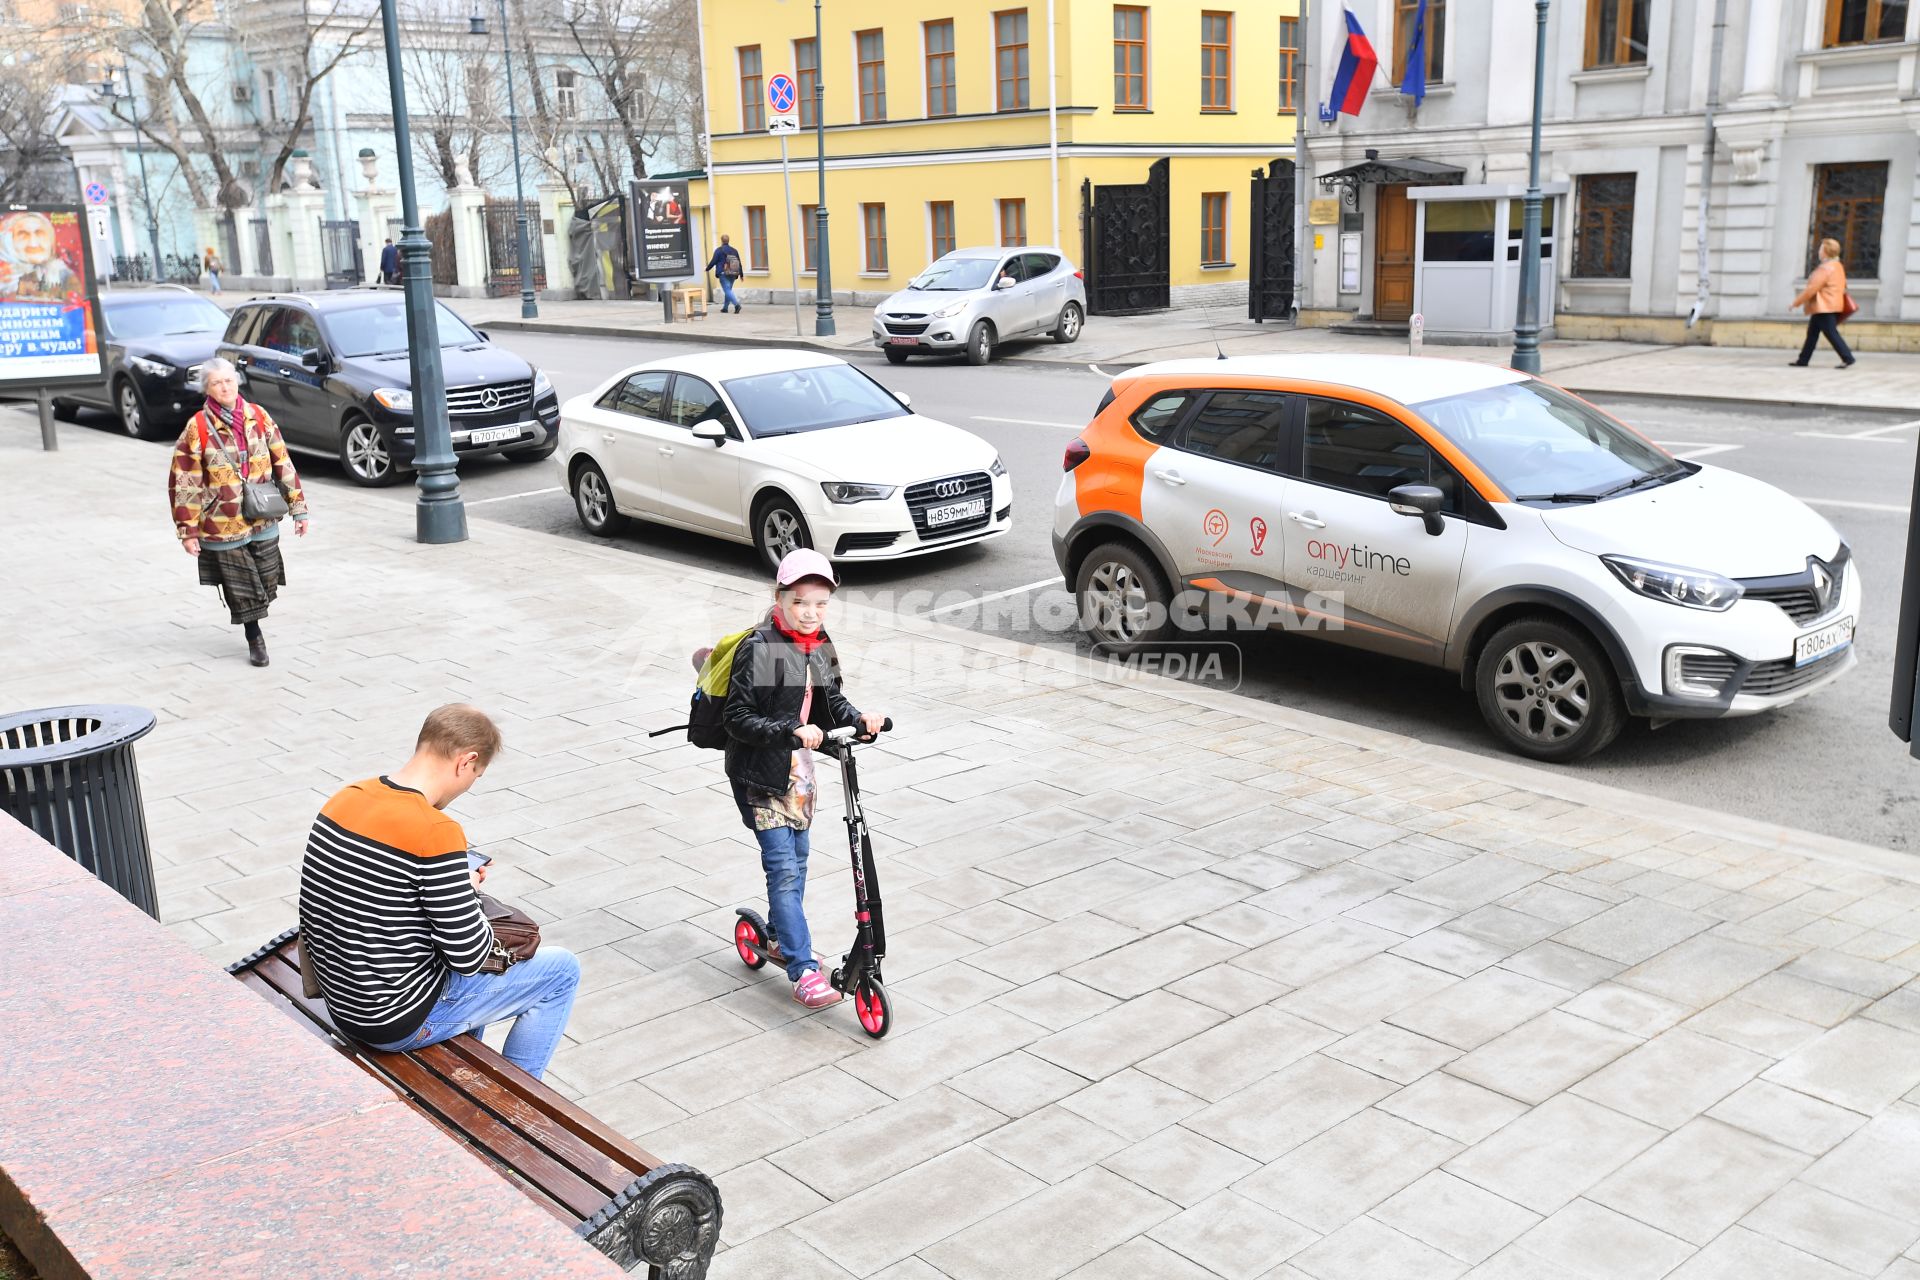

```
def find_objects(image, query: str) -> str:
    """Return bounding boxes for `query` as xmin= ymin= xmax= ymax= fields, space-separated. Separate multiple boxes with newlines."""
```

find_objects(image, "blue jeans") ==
xmin=717 ymin=275 xmax=739 ymax=309
xmin=757 ymin=825 xmax=816 ymax=981
xmin=372 ymin=947 xmax=581 ymax=1080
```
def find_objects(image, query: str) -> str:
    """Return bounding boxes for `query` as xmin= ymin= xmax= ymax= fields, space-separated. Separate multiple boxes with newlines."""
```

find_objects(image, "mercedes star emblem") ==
xmin=480 ymin=386 xmax=502 ymax=411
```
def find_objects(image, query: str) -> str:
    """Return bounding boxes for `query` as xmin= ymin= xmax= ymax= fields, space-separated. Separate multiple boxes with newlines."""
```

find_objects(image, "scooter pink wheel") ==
xmin=854 ymin=978 xmax=891 ymax=1038
xmin=734 ymin=917 xmax=766 ymax=969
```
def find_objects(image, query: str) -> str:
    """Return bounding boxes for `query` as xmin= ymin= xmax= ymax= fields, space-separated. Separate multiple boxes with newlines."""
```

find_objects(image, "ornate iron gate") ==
xmin=1080 ymin=157 xmax=1170 ymax=315
xmin=217 ymin=212 xmax=241 ymax=278
xmin=1249 ymin=159 xmax=1296 ymax=322
xmin=319 ymin=219 xmax=362 ymax=288
xmin=251 ymin=218 xmax=273 ymax=276
xmin=482 ymin=199 xmax=546 ymax=297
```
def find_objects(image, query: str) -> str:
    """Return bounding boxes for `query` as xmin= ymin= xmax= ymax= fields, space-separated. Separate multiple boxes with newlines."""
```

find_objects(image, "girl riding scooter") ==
xmin=723 ymin=548 xmax=885 ymax=1008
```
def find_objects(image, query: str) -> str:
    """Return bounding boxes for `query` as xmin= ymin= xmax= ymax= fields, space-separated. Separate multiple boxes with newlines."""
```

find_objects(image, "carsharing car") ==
xmin=1053 ymin=354 xmax=1859 ymax=761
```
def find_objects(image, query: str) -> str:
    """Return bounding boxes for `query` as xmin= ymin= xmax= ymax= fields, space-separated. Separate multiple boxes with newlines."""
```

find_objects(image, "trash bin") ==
xmin=0 ymin=704 xmax=159 ymax=918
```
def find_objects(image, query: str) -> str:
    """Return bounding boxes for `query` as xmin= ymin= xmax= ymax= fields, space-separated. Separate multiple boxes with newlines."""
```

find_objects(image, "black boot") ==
xmin=245 ymin=621 xmax=269 ymax=667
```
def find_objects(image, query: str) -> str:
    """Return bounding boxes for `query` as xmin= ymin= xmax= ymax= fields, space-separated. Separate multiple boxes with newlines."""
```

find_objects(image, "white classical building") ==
xmin=1300 ymin=0 xmax=1920 ymax=349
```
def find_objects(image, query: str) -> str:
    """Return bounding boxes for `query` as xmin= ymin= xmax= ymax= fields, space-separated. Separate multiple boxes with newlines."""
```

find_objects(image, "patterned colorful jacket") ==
xmin=167 ymin=401 xmax=309 ymax=545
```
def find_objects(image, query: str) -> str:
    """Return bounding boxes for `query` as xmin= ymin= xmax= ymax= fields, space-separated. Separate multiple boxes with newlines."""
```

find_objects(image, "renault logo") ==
xmin=480 ymin=386 xmax=502 ymax=411
xmin=934 ymin=479 xmax=968 ymax=499
xmin=1812 ymin=561 xmax=1834 ymax=610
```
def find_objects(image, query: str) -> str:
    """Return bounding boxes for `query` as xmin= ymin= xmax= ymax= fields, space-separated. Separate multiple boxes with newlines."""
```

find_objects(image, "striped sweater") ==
xmin=298 ymin=777 xmax=494 ymax=1044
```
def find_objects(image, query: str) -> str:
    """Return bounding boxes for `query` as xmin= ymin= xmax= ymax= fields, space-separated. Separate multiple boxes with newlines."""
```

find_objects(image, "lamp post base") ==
xmin=416 ymin=498 xmax=468 ymax=545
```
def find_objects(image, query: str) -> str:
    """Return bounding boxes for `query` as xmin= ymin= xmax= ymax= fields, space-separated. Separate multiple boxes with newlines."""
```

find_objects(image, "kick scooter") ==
xmin=732 ymin=718 xmax=894 ymax=1038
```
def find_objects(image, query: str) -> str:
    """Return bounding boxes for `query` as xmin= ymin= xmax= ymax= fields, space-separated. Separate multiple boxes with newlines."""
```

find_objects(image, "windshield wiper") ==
xmin=1592 ymin=469 xmax=1683 ymax=501
xmin=1511 ymin=491 xmax=1602 ymax=504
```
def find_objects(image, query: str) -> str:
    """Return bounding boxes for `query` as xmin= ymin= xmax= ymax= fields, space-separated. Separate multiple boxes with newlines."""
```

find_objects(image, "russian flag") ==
xmin=1328 ymin=6 xmax=1378 ymax=118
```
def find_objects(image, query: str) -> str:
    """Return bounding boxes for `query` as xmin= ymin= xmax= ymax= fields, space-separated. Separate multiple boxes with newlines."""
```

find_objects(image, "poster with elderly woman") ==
xmin=0 ymin=206 xmax=102 ymax=388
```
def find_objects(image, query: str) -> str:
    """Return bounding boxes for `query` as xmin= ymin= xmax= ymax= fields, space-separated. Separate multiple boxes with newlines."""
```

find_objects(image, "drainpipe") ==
xmin=1293 ymin=0 xmax=1308 ymax=320
xmin=1687 ymin=0 xmax=1730 ymax=328
xmin=1047 ymin=0 xmax=1059 ymax=248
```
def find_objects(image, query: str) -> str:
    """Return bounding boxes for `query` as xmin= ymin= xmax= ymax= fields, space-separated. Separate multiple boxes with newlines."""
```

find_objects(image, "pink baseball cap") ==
xmin=775 ymin=547 xmax=838 ymax=587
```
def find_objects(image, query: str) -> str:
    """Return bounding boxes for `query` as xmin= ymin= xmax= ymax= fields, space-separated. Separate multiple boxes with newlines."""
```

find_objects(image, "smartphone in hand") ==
xmin=466 ymin=849 xmax=494 ymax=874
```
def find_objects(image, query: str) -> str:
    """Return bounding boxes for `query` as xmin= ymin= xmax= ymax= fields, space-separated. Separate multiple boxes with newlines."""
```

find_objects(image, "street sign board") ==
xmin=83 ymin=182 xmax=108 ymax=206
xmin=0 ymin=204 xmax=105 ymax=390
xmin=767 ymin=73 xmax=799 ymax=133
xmin=631 ymin=178 xmax=694 ymax=280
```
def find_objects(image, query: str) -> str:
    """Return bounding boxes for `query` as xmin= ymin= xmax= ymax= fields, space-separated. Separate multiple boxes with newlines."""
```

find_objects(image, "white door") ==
xmin=1021 ymin=251 xmax=1068 ymax=334
xmin=589 ymin=370 xmax=673 ymax=514
xmin=653 ymin=373 xmax=748 ymax=534
xmin=1136 ymin=389 xmax=1292 ymax=593
xmin=1278 ymin=396 xmax=1470 ymax=662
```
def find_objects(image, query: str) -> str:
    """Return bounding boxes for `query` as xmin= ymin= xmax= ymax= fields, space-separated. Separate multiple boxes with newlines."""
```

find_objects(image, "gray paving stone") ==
xmin=971 ymin=913 xmax=1141 ymax=986
xmin=1058 ymin=1067 xmax=1207 ymax=1142
xmin=1324 ymin=1022 xmax=1461 ymax=1085
xmin=854 ymin=1003 xmax=1049 ymax=1100
xmin=1029 ymin=990 xmax=1226 ymax=1081
xmin=1237 ymin=1108 xmax=1462 ymax=1232
xmin=1402 ymin=854 xmax=1549 ymax=914
xmin=1447 ymin=904 xmax=1562 ymax=952
xmin=1093 ymin=870 xmax=1254 ymax=933
xmin=1389 ymin=927 xmax=1513 ymax=978
xmin=1190 ymin=901 xmax=1302 ymax=948
xmin=1553 ymin=898 xmax=1712 ymax=966
xmin=1446 ymin=1011 xmax=1641 ymax=1105
xmin=1058 ymin=1237 xmax=1219 ymax=1280
xmin=1248 ymin=864 xmax=1405 ymax=926
xmin=1512 ymin=1198 xmax=1694 ymax=1280
xmin=1275 ymin=954 xmax=1459 ymax=1035
xmin=1139 ymin=1007 xmax=1339 ymax=1102
xmin=989 ymin=975 xmax=1122 ymax=1032
xmin=715 ymin=1158 xmax=833 ymax=1247
xmin=1001 ymin=859 xmax=1168 ymax=922
xmin=1762 ymin=1018 xmax=1920 ymax=1113
xmin=573 ymin=1079 xmax=688 ymax=1138
xmin=1554 ymin=982 xmax=1690 ymax=1039
xmin=1186 ymin=1054 xmax=1398 ymax=1161
xmin=1682 ymin=998 xmax=1826 ymax=1058
xmin=1500 ymin=883 xmax=1614 ymax=928
xmin=977 ymin=1103 xmax=1131 ymax=1184
xmin=1589 ymin=1117 xmax=1809 ymax=1245
xmin=649 ymin=1016 xmax=858 ymax=1113
xmin=707 ymin=1228 xmax=855 ymax=1280
xmin=922 ymin=1166 xmax=1180 ymax=1280
xmin=1737 ymin=973 xmax=1873 ymax=1027
xmin=1378 ymin=1074 xmax=1529 ymax=1145
xmin=1741 ymin=1179 xmax=1920 ymax=1275
xmin=942 ymin=900 xmax=1052 ymax=946
xmin=788 ymin=1146 xmax=1042 ymax=1277
xmin=1498 ymin=940 xmax=1627 ymax=991
xmin=1314 ymin=815 xmax=1410 ymax=851
xmin=1445 ymin=1095 xmax=1663 ymax=1215
xmin=1614 ymin=931 xmax=1791 ymax=1007
xmin=770 ymin=1086 xmax=1006 ymax=1201
xmin=1239 ymin=918 xmax=1403 ymax=988
xmin=1369 ymin=1170 xmax=1541 ymax=1265
xmin=1569 ymin=1028 xmax=1772 ymax=1129
xmin=1062 ymin=924 xmax=1244 ymax=1000
xmin=1387 ymin=968 xmax=1567 ymax=1051
xmin=753 ymin=1064 xmax=895 ymax=1139
xmin=1100 ymin=1125 xmax=1261 ymax=1208
xmin=1168 ymin=962 xmax=1290 ymax=1015
xmin=948 ymin=1051 xmax=1089 ymax=1119
xmin=1289 ymin=1216 xmax=1466 ymax=1280
xmin=1800 ymin=1110 xmax=1920 ymax=1219
xmin=1661 ymin=1228 xmax=1853 ymax=1280
xmin=558 ymin=1002 xmax=763 ymax=1093
xmin=1149 ymin=1190 xmax=1318 ymax=1279
xmin=1705 ymin=1079 xmax=1866 ymax=1156
xmin=1342 ymin=891 xmax=1460 ymax=937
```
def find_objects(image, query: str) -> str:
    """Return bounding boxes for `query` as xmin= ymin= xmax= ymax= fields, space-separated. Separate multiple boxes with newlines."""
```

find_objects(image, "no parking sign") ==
xmin=767 ymin=74 xmax=798 ymax=134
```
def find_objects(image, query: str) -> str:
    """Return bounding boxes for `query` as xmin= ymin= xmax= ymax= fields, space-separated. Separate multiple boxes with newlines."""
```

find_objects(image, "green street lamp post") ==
xmin=812 ymin=0 xmax=834 ymax=335
xmin=381 ymin=0 xmax=466 ymax=543
xmin=470 ymin=3 xmax=538 ymax=319
xmin=97 ymin=65 xmax=164 ymax=279
xmin=1511 ymin=0 xmax=1550 ymax=374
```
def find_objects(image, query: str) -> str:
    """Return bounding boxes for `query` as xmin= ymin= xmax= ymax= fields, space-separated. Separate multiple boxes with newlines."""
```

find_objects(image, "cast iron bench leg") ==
xmin=579 ymin=1162 xmax=723 ymax=1278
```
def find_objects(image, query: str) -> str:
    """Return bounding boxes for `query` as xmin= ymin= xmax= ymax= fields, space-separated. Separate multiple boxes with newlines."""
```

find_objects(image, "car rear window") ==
xmin=324 ymin=302 xmax=483 ymax=356
xmin=1128 ymin=390 xmax=1191 ymax=440
xmin=104 ymin=296 xmax=230 ymax=340
xmin=1176 ymin=391 xmax=1290 ymax=473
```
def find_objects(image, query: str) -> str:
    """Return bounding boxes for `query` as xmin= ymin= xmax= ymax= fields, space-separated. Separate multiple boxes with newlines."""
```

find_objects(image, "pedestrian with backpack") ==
xmin=706 ymin=234 xmax=744 ymax=313
xmin=722 ymin=548 xmax=884 ymax=1008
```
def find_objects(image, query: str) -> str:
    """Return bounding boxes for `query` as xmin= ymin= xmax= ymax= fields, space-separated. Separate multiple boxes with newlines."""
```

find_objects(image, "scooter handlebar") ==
xmin=792 ymin=718 xmax=893 ymax=749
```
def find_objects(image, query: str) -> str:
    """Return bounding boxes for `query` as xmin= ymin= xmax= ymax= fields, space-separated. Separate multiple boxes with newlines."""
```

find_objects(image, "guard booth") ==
xmin=1409 ymin=182 xmax=1569 ymax=344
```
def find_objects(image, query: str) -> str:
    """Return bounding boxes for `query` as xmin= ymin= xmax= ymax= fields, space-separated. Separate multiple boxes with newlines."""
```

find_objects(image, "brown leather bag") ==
xmin=477 ymin=892 xmax=541 ymax=973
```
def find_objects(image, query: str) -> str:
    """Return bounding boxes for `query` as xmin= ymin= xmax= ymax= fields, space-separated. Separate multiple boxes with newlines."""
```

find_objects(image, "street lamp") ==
xmin=469 ymin=2 xmax=538 ymax=319
xmin=811 ymin=0 xmax=834 ymax=335
xmin=380 ymin=0 xmax=467 ymax=543
xmin=1510 ymin=0 xmax=1550 ymax=374
xmin=96 ymin=65 xmax=164 ymax=281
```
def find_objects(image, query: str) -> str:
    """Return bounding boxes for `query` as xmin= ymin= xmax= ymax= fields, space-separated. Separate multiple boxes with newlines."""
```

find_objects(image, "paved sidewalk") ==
xmin=439 ymin=292 xmax=1920 ymax=415
xmin=9 ymin=421 xmax=1920 ymax=1279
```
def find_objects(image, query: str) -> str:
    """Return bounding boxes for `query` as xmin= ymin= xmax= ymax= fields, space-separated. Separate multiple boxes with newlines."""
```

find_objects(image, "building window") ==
xmin=1201 ymin=192 xmax=1227 ymax=265
xmin=1572 ymin=175 xmax=1634 ymax=277
xmin=1825 ymin=0 xmax=1908 ymax=46
xmin=1114 ymin=6 xmax=1147 ymax=110
xmin=1394 ymin=0 xmax=1445 ymax=85
xmin=999 ymin=198 xmax=1026 ymax=247
xmin=861 ymin=203 xmax=888 ymax=272
xmin=738 ymin=47 xmax=764 ymax=131
xmin=930 ymin=201 xmax=956 ymax=258
xmin=1585 ymin=0 xmax=1648 ymax=67
xmin=745 ymin=206 xmax=768 ymax=271
xmin=857 ymin=29 xmax=887 ymax=122
xmin=1811 ymin=161 xmax=1888 ymax=277
xmin=796 ymin=37 xmax=819 ymax=129
xmin=555 ymin=68 xmax=579 ymax=120
xmin=1201 ymin=11 xmax=1233 ymax=111
xmin=996 ymin=10 xmax=1030 ymax=111
xmin=800 ymin=204 xmax=818 ymax=272
xmin=1425 ymin=199 xmax=1496 ymax=262
xmin=925 ymin=19 xmax=956 ymax=117
xmin=1279 ymin=16 xmax=1299 ymax=111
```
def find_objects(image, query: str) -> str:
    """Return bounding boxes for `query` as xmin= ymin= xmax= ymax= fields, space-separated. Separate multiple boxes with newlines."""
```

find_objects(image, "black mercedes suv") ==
xmin=53 ymin=285 xmax=229 ymax=439
xmin=215 ymin=289 xmax=561 ymax=486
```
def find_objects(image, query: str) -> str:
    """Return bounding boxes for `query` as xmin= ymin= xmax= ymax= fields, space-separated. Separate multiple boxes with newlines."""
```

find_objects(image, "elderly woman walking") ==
xmin=166 ymin=357 xmax=311 ymax=666
xmin=1790 ymin=237 xmax=1856 ymax=369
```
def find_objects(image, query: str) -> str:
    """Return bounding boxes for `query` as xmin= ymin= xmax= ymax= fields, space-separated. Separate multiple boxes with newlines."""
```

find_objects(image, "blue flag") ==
xmin=1403 ymin=0 xmax=1429 ymax=106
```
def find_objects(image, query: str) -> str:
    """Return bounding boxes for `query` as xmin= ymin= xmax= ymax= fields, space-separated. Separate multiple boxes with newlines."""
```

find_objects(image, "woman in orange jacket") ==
xmin=1790 ymin=237 xmax=1856 ymax=369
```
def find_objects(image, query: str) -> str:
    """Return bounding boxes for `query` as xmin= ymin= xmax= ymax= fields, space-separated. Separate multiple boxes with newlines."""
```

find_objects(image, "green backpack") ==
xmin=653 ymin=628 xmax=753 ymax=749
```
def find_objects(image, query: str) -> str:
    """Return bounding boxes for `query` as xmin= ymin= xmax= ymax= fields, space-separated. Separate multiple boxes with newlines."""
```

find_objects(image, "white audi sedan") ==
xmin=557 ymin=350 xmax=1011 ymax=570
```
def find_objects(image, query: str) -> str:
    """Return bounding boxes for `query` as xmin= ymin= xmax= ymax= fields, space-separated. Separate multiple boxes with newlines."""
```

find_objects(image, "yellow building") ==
xmin=693 ymin=0 xmax=1300 ymax=316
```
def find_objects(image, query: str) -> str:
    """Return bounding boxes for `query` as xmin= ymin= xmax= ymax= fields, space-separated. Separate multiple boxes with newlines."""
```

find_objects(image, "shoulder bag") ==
xmin=477 ymin=892 xmax=542 ymax=973
xmin=200 ymin=412 xmax=290 ymax=521
xmin=1839 ymin=293 xmax=1859 ymax=324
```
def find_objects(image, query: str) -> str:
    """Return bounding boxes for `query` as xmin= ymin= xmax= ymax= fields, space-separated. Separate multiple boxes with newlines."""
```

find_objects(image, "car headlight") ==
xmin=931 ymin=301 xmax=969 ymax=319
xmin=130 ymin=356 xmax=174 ymax=378
xmin=373 ymin=387 xmax=414 ymax=412
xmin=990 ymin=455 xmax=1006 ymax=477
xmin=533 ymin=368 xmax=552 ymax=398
xmin=1602 ymin=555 xmax=1743 ymax=611
xmin=821 ymin=481 xmax=897 ymax=504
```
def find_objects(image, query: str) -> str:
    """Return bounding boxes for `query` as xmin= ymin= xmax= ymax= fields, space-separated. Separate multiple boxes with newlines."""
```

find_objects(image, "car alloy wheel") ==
xmin=1475 ymin=616 xmax=1624 ymax=762
xmin=577 ymin=466 xmax=611 ymax=529
xmin=966 ymin=321 xmax=993 ymax=366
xmin=1075 ymin=542 xmax=1173 ymax=647
xmin=116 ymin=381 xmax=145 ymax=438
xmin=342 ymin=420 xmax=395 ymax=486
xmin=1492 ymin=640 xmax=1591 ymax=746
xmin=1053 ymin=303 xmax=1083 ymax=344
xmin=759 ymin=504 xmax=807 ymax=566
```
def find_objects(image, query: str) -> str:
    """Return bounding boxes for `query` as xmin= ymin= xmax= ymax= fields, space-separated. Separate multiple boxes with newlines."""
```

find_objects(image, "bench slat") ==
xmin=442 ymin=1036 xmax=670 ymax=1178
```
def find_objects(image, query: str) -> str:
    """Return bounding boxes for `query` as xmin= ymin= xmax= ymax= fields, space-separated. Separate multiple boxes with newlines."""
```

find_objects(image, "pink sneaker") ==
xmin=793 ymin=970 xmax=842 ymax=1008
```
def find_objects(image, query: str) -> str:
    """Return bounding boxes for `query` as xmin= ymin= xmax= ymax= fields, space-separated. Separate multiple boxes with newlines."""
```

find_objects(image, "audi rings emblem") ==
xmin=933 ymin=479 xmax=968 ymax=499
xmin=479 ymin=386 xmax=502 ymax=411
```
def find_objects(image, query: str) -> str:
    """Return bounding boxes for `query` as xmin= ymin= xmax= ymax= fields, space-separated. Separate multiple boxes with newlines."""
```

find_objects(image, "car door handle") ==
xmin=1288 ymin=511 xmax=1326 ymax=529
xmin=601 ymin=432 xmax=616 ymax=444
xmin=1152 ymin=469 xmax=1186 ymax=486
xmin=658 ymin=445 xmax=674 ymax=457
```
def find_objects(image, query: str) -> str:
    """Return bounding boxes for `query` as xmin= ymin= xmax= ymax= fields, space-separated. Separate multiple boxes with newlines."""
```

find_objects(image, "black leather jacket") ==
xmin=723 ymin=623 xmax=861 ymax=795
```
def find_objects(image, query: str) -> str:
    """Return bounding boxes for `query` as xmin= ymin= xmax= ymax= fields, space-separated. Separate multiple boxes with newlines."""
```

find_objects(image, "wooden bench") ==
xmin=228 ymin=929 xmax=721 ymax=1279
xmin=672 ymin=284 xmax=708 ymax=320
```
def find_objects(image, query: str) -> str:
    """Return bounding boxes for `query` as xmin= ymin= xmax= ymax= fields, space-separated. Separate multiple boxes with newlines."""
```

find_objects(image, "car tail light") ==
xmin=1073 ymin=270 xmax=1084 ymax=280
xmin=1064 ymin=438 xmax=1090 ymax=472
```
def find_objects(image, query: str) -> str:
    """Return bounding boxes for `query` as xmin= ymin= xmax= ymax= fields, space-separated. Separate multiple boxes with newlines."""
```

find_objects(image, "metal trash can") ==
xmin=0 ymin=705 xmax=159 ymax=918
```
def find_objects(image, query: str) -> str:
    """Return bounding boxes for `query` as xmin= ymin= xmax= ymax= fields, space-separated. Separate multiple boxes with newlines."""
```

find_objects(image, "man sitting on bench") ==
xmin=298 ymin=704 xmax=580 ymax=1080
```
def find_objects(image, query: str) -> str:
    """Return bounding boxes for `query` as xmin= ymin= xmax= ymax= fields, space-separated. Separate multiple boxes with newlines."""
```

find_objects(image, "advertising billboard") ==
xmin=0 ymin=205 xmax=104 ymax=391
xmin=630 ymin=178 xmax=693 ymax=280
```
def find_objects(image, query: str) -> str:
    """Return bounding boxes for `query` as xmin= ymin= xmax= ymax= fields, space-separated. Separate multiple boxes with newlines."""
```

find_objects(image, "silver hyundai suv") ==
xmin=872 ymin=246 xmax=1087 ymax=366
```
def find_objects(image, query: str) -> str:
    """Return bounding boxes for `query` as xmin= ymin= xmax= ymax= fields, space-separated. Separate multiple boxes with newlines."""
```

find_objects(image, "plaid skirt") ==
xmin=197 ymin=538 xmax=286 ymax=625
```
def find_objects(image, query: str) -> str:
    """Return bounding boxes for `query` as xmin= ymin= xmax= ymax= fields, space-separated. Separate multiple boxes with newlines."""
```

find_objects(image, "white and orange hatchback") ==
xmin=1053 ymin=354 xmax=1858 ymax=761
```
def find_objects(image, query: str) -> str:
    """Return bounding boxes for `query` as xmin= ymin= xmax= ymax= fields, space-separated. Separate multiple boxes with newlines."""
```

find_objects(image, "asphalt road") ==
xmin=61 ymin=330 xmax=1920 ymax=850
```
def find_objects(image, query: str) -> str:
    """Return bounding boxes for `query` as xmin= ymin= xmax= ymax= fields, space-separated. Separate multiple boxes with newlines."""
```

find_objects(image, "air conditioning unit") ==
xmin=232 ymin=84 xmax=253 ymax=103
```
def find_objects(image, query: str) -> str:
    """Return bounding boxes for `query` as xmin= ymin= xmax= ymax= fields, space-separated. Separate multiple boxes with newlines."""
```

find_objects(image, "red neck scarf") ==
xmin=204 ymin=394 xmax=251 ymax=452
xmin=771 ymin=606 xmax=826 ymax=654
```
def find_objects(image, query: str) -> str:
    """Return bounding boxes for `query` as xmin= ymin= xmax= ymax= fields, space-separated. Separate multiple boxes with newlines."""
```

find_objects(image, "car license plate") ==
xmin=1794 ymin=615 xmax=1854 ymax=667
xmin=926 ymin=497 xmax=985 ymax=527
xmin=468 ymin=425 xmax=522 ymax=445
xmin=887 ymin=336 xmax=919 ymax=346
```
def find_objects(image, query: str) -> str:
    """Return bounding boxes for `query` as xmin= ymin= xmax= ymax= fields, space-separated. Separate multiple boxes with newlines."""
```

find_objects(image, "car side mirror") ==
xmin=894 ymin=390 xmax=912 ymax=409
xmin=299 ymin=347 xmax=326 ymax=371
xmin=691 ymin=419 xmax=727 ymax=445
xmin=476 ymin=329 xmax=491 ymax=341
xmin=994 ymin=276 xmax=1016 ymax=290
xmin=1388 ymin=483 xmax=1447 ymax=537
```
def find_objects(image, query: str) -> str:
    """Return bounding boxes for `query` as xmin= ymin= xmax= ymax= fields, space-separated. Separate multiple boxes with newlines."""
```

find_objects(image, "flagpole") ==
xmin=1511 ymin=0 xmax=1549 ymax=373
